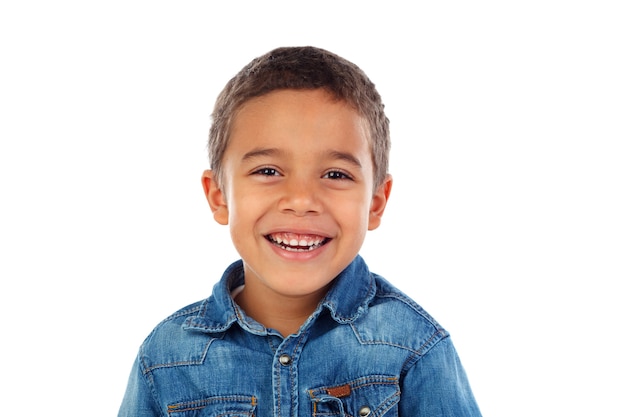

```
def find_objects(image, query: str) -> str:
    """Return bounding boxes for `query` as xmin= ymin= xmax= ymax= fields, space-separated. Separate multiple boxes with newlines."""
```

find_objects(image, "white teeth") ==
xmin=268 ymin=234 xmax=326 ymax=251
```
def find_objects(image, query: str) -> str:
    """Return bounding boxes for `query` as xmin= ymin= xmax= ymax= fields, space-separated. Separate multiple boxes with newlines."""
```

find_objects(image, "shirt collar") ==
xmin=319 ymin=255 xmax=376 ymax=323
xmin=183 ymin=255 xmax=376 ymax=333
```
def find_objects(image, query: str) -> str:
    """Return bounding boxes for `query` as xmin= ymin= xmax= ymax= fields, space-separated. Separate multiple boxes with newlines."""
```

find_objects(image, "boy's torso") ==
xmin=137 ymin=256 xmax=447 ymax=416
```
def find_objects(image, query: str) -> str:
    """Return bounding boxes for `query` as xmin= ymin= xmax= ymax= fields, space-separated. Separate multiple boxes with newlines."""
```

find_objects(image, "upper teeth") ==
xmin=270 ymin=235 xmax=324 ymax=248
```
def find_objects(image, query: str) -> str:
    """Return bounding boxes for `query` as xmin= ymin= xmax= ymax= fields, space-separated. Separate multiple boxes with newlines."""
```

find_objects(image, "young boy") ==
xmin=119 ymin=46 xmax=482 ymax=416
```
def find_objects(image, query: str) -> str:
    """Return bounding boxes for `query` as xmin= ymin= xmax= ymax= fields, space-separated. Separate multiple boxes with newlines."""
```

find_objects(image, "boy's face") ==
xmin=203 ymin=89 xmax=391 ymax=301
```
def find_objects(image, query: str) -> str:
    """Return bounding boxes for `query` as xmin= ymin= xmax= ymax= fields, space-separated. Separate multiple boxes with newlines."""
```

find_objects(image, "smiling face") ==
xmin=203 ymin=89 xmax=391 ymax=307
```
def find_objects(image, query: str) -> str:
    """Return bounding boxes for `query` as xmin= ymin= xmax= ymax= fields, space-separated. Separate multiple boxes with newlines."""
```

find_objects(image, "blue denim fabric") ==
xmin=119 ymin=255 xmax=481 ymax=416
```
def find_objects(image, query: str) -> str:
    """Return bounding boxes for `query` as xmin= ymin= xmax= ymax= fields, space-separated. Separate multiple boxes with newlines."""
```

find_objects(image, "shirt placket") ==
xmin=272 ymin=332 xmax=308 ymax=417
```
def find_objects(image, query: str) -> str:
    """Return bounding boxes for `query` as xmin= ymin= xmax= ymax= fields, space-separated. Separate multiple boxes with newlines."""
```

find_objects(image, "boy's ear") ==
xmin=368 ymin=174 xmax=393 ymax=231
xmin=201 ymin=170 xmax=229 ymax=225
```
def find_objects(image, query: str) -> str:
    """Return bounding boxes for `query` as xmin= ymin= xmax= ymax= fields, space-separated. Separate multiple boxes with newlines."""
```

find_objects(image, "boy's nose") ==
xmin=278 ymin=177 xmax=322 ymax=216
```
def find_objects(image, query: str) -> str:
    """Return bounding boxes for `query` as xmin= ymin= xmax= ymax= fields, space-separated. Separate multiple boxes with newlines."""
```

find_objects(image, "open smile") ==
xmin=265 ymin=232 xmax=331 ymax=252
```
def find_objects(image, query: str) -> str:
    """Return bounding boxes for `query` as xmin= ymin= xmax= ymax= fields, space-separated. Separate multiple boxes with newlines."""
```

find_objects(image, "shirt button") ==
xmin=278 ymin=354 xmax=292 ymax=366
xmin=358 ymin=406 xmax=371 ymax=417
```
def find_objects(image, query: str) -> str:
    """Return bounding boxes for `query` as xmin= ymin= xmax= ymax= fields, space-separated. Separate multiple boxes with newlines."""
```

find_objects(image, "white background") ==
xmin=1 ymin=1 xmax=624 ymax=415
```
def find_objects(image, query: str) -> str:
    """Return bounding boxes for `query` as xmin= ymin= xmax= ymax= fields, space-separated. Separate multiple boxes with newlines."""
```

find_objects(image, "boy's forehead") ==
xmin=231 ymin=89 xmax=372 ymax=143
xmin=234 ymin=89 xmax=368 ymax=135
xmin=223 ymin=89 xmax=374 ymax=168
xmin=237 ymin=88 xmax=344 ymax=112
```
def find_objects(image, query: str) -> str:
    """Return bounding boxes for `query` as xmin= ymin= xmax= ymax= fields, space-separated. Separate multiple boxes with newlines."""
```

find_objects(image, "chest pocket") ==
xmin=308 ymin=375 xmax=400 ymax=417
xmin=167 ymin=395 xmax=256 ymax=417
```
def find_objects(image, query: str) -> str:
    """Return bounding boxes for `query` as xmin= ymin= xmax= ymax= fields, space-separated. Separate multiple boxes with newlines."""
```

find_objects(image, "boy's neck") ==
xmin=234 ymin=283 xmax=331 ymax=338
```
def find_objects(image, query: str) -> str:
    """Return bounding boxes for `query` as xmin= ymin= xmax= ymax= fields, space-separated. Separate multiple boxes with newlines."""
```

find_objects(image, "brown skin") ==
xmin=202 ymin=89 xmax=392 ymax=337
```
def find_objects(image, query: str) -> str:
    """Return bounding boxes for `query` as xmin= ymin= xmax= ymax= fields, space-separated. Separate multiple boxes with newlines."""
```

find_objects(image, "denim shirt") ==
xmin=119 ymin=256 xmax=481 ymax=417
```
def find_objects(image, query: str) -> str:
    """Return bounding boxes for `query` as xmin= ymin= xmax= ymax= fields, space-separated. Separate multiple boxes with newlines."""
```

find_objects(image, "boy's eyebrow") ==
xmin=240 ymin=147 xmax=362 ymax=168
xmin=241 ymin=147 xmax=282 ymax=161
xmin=327 ymin=150 xmax=362 ymax=168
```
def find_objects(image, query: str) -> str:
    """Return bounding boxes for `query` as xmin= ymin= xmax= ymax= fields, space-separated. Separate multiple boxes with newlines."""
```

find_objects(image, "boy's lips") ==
xmin=265 ymin=232 xmax=331 ymax=252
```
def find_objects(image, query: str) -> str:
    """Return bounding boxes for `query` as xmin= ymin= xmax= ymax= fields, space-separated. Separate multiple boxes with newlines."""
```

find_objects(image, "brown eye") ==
xmin=324 ymin=170 xmax=352 ymax=180
xmin=255 ymin=167 xmax=279 ymax=176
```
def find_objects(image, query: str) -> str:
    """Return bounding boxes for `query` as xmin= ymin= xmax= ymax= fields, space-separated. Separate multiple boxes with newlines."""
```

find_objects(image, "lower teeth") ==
xmin=282 ymin=244 xmax=315 ymax=252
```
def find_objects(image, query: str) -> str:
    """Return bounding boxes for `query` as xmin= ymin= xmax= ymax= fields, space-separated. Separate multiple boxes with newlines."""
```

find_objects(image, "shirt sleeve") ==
xmin=118 ymin=355 xmax=163 ymax=417
xmin=399 ymin=336 xmax=482 ymax=416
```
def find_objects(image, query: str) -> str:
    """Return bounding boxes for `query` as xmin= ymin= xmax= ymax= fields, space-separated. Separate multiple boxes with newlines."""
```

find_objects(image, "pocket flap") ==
xmin=309 ymin=375 xmax=400 ymax=416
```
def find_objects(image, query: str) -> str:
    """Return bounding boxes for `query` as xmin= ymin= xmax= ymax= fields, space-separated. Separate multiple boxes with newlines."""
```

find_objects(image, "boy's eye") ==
xmin=323 ymin=170 xmax=352 ymax=180
xmin=254 ymin=167 xmax=280 ymax=176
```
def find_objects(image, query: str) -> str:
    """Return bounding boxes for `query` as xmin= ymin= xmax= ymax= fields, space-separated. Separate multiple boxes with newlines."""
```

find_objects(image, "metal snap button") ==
xmin=278 ymin=354 xmax=292 ymax=365
xmin=358 ymin=405 xmax=371 ymax=417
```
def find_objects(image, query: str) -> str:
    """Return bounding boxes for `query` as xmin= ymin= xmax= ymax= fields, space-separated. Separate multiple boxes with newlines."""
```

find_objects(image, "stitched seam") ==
xmin=167 ymin=395 xmax=256 ymax=413
xmin=162 ymin=305 xmax=204 ymax=323
xmin=143 ymin=334 xmax=223 ymax=373
xmin=374 ymin=292 xmax=441 ymax=328
xmin=311 ymin=375 xmax=398 ymax=395
xmin=350 ymin=324 xmax=447 ymax=356
xmin=373 ymin=390 xmax=401 ymax=417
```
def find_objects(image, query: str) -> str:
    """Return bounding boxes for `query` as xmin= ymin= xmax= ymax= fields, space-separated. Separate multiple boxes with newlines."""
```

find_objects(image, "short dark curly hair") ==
xmin=208 ymin=46 xmax=390 ymax=188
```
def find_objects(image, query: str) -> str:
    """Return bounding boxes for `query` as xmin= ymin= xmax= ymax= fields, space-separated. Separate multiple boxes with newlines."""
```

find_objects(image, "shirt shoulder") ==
xmin=137 ymin=300 xmax=220 ymax=373
xmin=351 ymin=274 xmax=449 ymax=356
